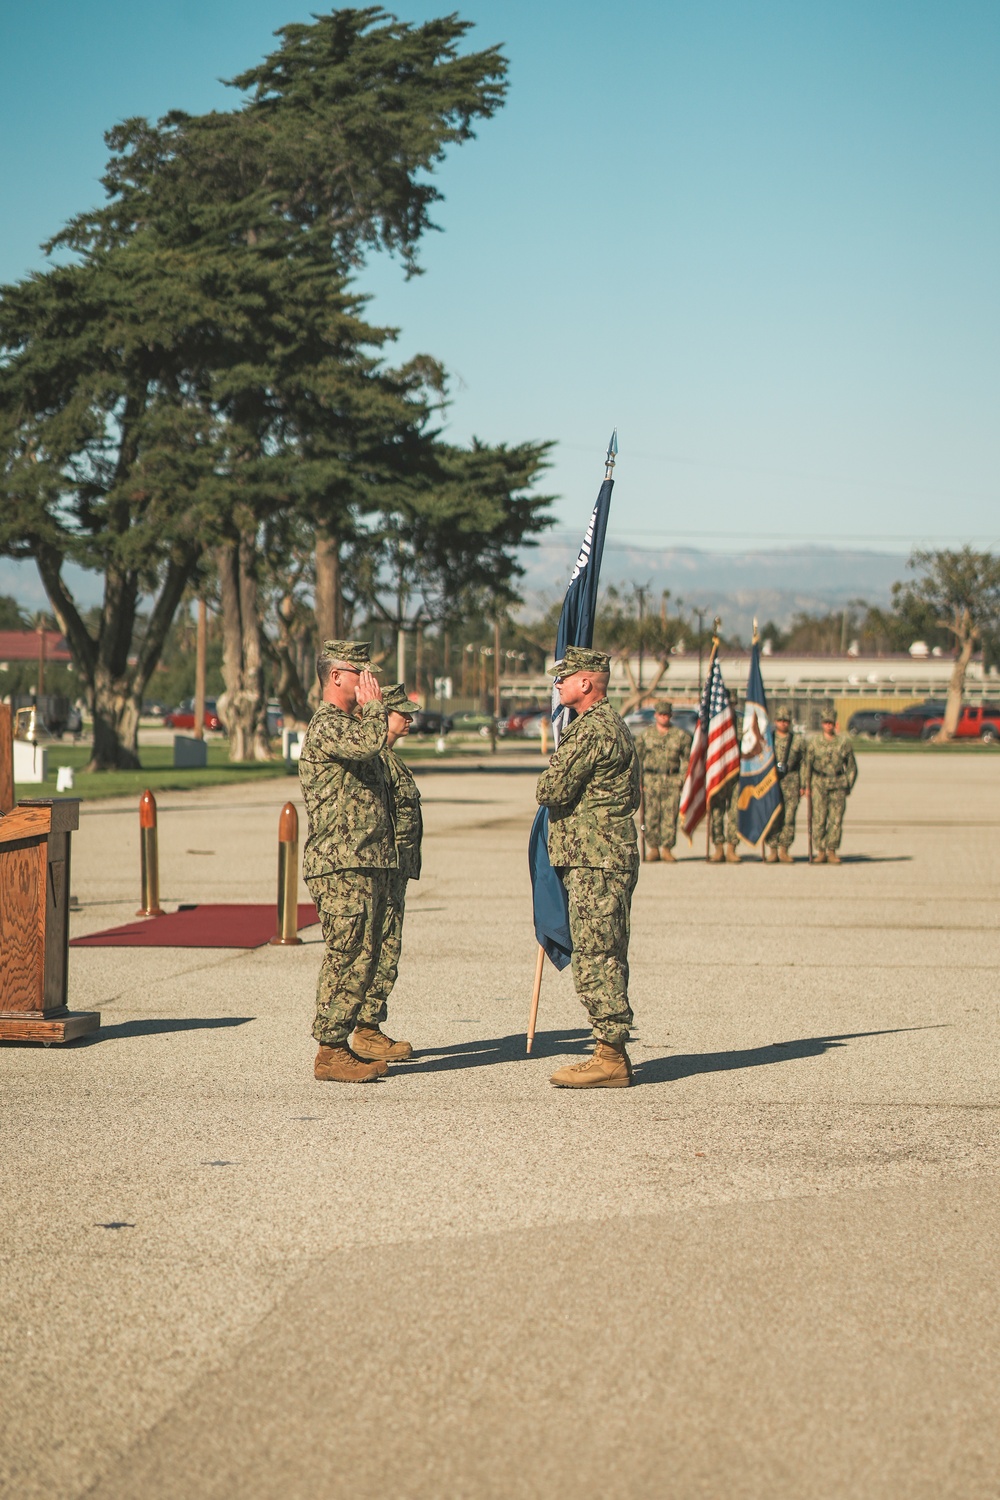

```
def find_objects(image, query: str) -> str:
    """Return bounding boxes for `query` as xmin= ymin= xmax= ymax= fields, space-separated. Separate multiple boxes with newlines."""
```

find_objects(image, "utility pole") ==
xmin=36 ymin=619 xmax=45 ymax=698
xmin=695 ymin=607 xmax=706 ymax=695
xmin=635 ymin=583 xmax=649 ymax=699
xmin=493 ymin=617 xmax=502 ymax=717
xmin=194 ymin=598 xmax=207 ymax=740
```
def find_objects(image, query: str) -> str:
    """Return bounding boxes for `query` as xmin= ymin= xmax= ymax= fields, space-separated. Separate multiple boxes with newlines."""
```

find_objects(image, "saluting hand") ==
xmin=356 ymin=669 xmax=382 ymax=706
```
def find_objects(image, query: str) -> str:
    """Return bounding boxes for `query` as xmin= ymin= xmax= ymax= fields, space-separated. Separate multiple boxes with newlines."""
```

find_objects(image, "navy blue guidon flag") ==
xmin=737 ymin=638 xmax=782 ymax=846
xmin=527 ymin=434 xmax=616 ymax=969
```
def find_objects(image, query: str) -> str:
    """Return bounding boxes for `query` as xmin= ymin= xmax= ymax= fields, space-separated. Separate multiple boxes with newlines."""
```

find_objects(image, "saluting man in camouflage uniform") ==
xmin=635 ymin=702 xmax=692 ymax=863
xmin=359 ymin=684 xmax=423 ymax=1047
xmin=298 ymin=640 xmax=400 ymax=1083
xmin=536 ymin=646 xmax=640 ymax=1088
xmin=804 ymin=711 xmax=858 ymax=864
xmin=764 ymin=706 xmax=807 ymax=864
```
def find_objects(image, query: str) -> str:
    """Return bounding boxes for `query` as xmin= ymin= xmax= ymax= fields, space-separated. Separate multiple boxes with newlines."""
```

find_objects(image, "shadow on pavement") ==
xmin=634 ymin=1024 xmax=945 ymax=1086
xmin=75 ymin=1016 xmax=256 ymax=1045
xmin=407 ymin=1027 xmax=591 ymax=1072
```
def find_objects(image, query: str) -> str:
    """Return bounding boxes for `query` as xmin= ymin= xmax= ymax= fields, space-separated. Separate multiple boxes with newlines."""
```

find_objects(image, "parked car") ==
xmin=920 ymin=704 xmax=1000 ymax=743
xmin=847 ymin=709 xmax=891 ymax=737
xmin=449 ymin=711 xmax=495 ymax=738
xmin=265 ymin=699 xmax=284 ymax=737
xmin=164 ymin=698 xmax=223 ymax=732
xmin=874 ymin=700 xmax=947 ymax=740
xmin=499 ymin=709 xmax=544 ymax=737
xmin=408 ymin=710 xmax=452 ymax=735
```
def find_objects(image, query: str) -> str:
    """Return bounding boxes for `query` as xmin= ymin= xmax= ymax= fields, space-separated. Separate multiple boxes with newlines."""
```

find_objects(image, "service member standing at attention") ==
xmin=804 ymin=710 xmax=858 ymax=864
xmin=536 ymin=646 xmax=641 ymax=1088
xmin=298 ymin=640 xmax=397 ymax=1083
xmin=356 ymin=684 xmax=422 ymax=1058
xmin=635 ymin=701 xmax=692 ymax=862
xmin=764 ymin=706 xmax=807 ymax=863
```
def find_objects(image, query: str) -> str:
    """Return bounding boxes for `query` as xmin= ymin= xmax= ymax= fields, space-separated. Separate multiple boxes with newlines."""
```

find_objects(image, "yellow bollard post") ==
xmin=270 ymin=802 xmax=302 ymax=946
xmin=136 ymin=789 xmax=165 ymax=916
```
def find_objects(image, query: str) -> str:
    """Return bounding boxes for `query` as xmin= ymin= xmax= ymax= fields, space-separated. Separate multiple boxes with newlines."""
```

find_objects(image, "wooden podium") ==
xmin=0 ymin=797 xmax=100 ymax=1044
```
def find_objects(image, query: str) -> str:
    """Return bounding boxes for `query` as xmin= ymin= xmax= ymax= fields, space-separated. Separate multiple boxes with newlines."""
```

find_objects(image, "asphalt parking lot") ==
xmin=1 ymin=753 xmax=998 ymax=1499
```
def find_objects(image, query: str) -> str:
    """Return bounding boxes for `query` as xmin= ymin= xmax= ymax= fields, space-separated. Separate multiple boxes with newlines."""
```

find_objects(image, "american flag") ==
xmin=679 ymin=655 xmax=741 ymax=838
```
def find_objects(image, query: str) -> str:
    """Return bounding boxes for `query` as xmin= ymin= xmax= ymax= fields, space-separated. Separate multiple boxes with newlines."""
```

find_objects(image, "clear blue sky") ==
xmin=2 ymin=0 xmax=998 ymax=564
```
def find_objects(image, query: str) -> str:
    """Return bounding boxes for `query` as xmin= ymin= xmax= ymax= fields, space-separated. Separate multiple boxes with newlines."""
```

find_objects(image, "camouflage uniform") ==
xmin=299 ymin=695 xmax=396 ymax=1047
xmin=536 ymin=691 xmax=640 ymax=1047
xmin=709 ymin=775 xmax=740 ymax=845
xmin=766 ymin=723 xmax=808 ymax=851
xmin=635 ymin=721 xmax=692 ymax=849
xmin=804 ymin=732 xmax=858 ymax=853
xmin=361 ymin=741 xmax=422 ymax=1025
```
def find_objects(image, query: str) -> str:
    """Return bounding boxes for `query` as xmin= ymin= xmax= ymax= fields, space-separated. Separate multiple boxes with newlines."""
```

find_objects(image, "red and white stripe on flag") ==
xmin=679 ymin=656 xmax=740 ymax=838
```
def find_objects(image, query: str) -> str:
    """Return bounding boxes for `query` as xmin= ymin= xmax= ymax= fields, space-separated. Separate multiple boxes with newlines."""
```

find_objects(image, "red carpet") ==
xmin=70 ymin=903 xmax=320 ymax=949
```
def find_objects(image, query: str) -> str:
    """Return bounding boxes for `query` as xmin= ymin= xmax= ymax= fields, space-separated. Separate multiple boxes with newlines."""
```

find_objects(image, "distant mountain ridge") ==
xmin=518 ymin=541 xmax=908 ymax=637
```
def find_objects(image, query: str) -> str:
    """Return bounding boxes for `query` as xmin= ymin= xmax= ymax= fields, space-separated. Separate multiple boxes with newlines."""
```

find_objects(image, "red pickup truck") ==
xmin=921 ymin=704 xmax=1000 ymax=742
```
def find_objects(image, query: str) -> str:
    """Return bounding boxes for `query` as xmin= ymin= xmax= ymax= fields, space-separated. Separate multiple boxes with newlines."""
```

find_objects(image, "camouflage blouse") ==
xmin=536 ymin=699 xmax=640 ymax=870
xmin=635 ymin=723 xmax=692 ymax=778
xmin=381 ymin=745 xmax=423 ymax=881
xmin=804 ymin=732 xmax=858 ymax=791
xmin=773 ymin=730 xmax=807 ymax=779
xmin=298 ymin=700 xmax=396 ymax=876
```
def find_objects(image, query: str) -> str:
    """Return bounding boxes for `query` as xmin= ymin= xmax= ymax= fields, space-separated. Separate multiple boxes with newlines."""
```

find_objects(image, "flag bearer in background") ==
xmin=536 ymin=647 xmax=640 ymax=1088
xmin=804 ymin=711 xmax=858 ymax=864
xmin=635 ymin=702 xmax=692 ymax=862
xmin=710 ymin=692 xmax=742 ymax=863
xmin=298 ymin=640 xmax=395 ymax=1083
xmin=764 ymin=707 xmax=807 ymax=863
xmin=352 ymin=684 xmax=422 ymax=1064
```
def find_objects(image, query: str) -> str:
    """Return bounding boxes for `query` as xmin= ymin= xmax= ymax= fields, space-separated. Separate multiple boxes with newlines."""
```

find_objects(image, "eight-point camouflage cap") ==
xmin=774 ymin=705 xmax=792 ymax=720
xmin=549 ymin=645 xmax=611 ymax=678
xmin=320 ymin=639 xmax=375 ymax=670
xmin=382 ymin=683 xmax=416 ymax=715
xmin=821 ymin=709 xmax=837 ymax=722
xmin=654 ymin=700 xmax=673 ymax=715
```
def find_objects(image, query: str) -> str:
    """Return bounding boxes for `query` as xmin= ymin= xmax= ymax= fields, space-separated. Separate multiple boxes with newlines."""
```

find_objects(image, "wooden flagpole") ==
xmin=526 ymin=944 xmax=545 ymax=1053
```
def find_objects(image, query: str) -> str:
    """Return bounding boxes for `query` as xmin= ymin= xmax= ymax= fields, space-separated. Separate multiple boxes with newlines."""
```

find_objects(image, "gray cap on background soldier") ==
xmin=654 ymin=701 xmax=673 ymax=716
xmin=382 ymin=684 xmax=415 ymax=716
xmin=549 ymin=646 xmax=611 ymax=678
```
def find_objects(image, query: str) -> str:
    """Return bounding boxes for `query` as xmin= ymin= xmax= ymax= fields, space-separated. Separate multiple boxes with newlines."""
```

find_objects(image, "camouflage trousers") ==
xmin=306 ymin=870 xmax=389 ymax=1046
xmin=562 ymin=864 xmax=638 ymax=1046
xmin=811 ymin=782 xmax=848 ymax=852
xmin=710 ymin=780 xmax=739 ymax=846
xmin=358 ymin=872 xmax=409 ymax=1027
xmin=765 ymin=773 xmax=801 ymax=850
xmin=642 ymin=776 xmax=683 ymax=849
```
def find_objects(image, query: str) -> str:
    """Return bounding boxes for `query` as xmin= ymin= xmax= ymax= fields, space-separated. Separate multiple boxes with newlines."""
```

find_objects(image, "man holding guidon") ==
xmin=536 ymin=646 xmax=641 ymax=1088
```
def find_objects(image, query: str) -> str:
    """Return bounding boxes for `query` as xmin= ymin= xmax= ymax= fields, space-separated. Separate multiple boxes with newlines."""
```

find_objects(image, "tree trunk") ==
xmin=937 ymin=633 xmax=975 ymax=742
xmin=274 ymin=595 xmax=313 ymax=726
xmin=217 ymin=528 xmax=273 ymax=762
xmin=315 ymin=530 xmax=343 ymax=642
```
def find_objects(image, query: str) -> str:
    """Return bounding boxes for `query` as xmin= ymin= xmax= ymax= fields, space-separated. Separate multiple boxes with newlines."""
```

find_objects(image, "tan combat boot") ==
xmin=777 ymin=847 xmax=794 ymax=864
xmin=644 ymin=846 xmax=660 ymax=863
xmin=710 ymin=844 xmax=725 ymax=863
xmin=826 ymin=851 xmax=841 ymax=865
xmin=352 ymin=1024 xmax=413 ymax=1061
xmin=812 ymin=851 xmax=827 ymax=865
xmin=550 ymin=1040 xmax=633 ymax=1088
xmin=314 ymin=1045 xmax=387 ymax=1083
xmin=763 ymin=846 xmax=778 ymax=863
xmin=659 ymin=846 xmax=676 ymax=863
xmin=725 ymin=843 xmax=742 ymax=864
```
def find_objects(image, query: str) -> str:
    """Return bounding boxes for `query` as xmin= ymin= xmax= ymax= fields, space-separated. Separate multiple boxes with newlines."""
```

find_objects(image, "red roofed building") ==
xmin=0 ymin=630 xmax=72 ymax=664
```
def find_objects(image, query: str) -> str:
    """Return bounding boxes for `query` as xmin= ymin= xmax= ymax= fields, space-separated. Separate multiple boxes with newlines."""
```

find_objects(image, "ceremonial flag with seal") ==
xmin=679 ymin=652 xmax=740 ymax=838
xmin=737 ymin=640 xmax=782 ymax=846
xmin=527 ymin=452 xmax=615 ymax=970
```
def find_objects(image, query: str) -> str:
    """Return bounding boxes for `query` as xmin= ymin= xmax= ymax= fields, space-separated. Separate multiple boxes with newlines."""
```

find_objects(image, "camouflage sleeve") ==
xmin=634 ymin=731 xmax=646 ymax=769
xmin=536 ymin=720 xmax=593 ymax=811
xmin=680 ymin=729 xmax=693 ymax=757
xmin=802 ymin=739 xmax=812 ymax=790
xmin=306 ymin=700 xmax=388 ymax=761
xmin=845 ymin=740 xmax=858 ymax=791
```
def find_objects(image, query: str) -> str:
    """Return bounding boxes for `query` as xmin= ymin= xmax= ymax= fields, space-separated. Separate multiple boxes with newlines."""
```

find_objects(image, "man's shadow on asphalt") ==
xmin=408 ymin=1024 xmax=944 ymax=1082
xmin=74 ymin=1017 xmax=255 ymax=1045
